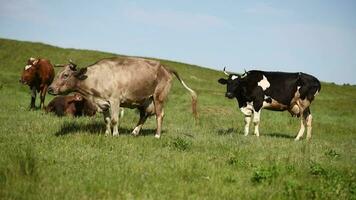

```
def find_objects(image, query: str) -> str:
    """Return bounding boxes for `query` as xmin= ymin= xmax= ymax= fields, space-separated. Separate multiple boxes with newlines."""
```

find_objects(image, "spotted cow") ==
xmin=20 ymin=57 xmax=55 ymax=109
xmin=218 ymin=68 xmax=321 ymax=140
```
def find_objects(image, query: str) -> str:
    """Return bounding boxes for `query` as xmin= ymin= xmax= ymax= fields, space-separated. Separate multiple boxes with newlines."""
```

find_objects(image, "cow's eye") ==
xmin=63 ymin=73 xmax=69 ymax=79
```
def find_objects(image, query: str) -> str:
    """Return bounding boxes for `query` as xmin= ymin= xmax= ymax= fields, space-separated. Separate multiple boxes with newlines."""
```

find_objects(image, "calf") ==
xmin=218 ymin=68 xmax=321 ymax=140
xmin=46 ymin=93 xmax=97 ymax=117
xmin=20 ymin=57 xmax=55 ymax=109
xmin=48 ymin=57 xmax=197 ymax=138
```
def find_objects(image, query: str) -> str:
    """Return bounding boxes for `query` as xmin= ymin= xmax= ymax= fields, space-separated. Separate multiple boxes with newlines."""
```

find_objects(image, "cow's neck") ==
xmin=235 ymin=92 xmax=250 ymax=108
xmin=74 ymin=80 xmax=92 ymax=98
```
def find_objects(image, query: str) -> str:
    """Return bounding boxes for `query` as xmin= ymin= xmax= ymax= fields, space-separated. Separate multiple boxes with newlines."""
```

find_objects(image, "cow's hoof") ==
xmin=294 ymin=137 xmax=300 ymax=141
xmin=131 ymin=127 xmax=140 ymax=136
xmin=154 ymin=134 xmax=160 ymax=139
xmin=113 ymin=132 xmax=119 ymax=137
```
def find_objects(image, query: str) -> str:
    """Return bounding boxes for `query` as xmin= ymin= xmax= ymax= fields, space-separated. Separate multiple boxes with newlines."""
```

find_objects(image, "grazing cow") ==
xmin=218 ymin=68 xmax=321 ymax=140
xmin=48 ymin=57 xmax=197 ymax=138
xmin=20 ymin=57 xmax=55 ymax=109
xmin=46 ymin=93 xmax=97 ymax=117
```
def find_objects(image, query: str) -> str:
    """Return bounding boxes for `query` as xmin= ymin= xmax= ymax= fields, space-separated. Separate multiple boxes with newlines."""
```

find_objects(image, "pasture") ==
xmin=0 ymin=38 xmax=355 ymax=199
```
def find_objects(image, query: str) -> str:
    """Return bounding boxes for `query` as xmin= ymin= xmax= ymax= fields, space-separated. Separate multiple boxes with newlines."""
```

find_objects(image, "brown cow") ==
xmin=48 ymin=57 xmax=197 ymax=138
xmin=46 ymin=93 xmax=97 ymax=117
xmin=20 ymin=57 xmax=55 ymax=109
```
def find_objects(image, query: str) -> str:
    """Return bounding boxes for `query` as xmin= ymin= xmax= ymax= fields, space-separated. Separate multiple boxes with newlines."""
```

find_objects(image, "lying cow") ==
xmin=218 ymin=68 xmax=321 ymax=140
xmin=48 ymin=57 xmax=197 ymax=138
xmin=20 ymin=57 xmax=55 ymax=109
xmin=46 ymin=93 xmax=97 ymax=117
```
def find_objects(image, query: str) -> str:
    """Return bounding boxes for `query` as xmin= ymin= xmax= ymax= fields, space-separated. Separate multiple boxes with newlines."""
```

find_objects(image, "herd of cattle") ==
xmin=20 ymin=57 xmax=321 ymax=140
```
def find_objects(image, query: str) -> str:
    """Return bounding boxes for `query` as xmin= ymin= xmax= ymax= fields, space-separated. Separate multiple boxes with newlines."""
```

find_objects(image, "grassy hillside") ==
xmin=0 ymin=38 xmax=355 ymax=200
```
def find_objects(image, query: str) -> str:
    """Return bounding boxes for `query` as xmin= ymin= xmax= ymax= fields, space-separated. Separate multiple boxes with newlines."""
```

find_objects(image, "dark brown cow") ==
xmin=46 ymin=93 xmax=97 ymax=117
xmin=48 ymin=57 xmax=197 ymax=138
xmin=20 ymin=57 xmax=55 ymax=109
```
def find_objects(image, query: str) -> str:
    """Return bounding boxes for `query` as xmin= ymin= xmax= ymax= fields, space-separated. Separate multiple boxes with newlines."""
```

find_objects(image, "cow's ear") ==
xmin=218 ymin=78 xmax=227 ymax=85
xmin=74 ymin=68 xmax=88 ymax=80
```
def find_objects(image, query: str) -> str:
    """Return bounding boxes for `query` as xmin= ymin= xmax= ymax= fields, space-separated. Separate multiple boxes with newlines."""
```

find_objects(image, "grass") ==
xmin=0 ymin=38 xmax=355 ymax=199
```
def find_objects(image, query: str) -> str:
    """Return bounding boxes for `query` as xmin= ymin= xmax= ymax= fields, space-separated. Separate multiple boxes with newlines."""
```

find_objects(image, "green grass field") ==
xmin=0 ymin=38 xmax=355 ymax=199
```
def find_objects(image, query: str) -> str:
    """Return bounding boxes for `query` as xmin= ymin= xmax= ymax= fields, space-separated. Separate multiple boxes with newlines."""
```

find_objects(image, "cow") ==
xmin=218 ymin=68 xmax=321 ymax=140
xmin=48 ymin=57 xmax=197 ymax=138
xmin=46 ymin=93 xmax=97 ymax=117
xmin=20 ymin=57 xmax=55 ymax=109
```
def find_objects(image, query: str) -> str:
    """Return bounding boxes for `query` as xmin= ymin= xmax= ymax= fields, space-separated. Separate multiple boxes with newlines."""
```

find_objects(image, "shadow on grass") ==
xmin=55 ymin=121 xmax=159 ymax=136
xmin=217 ymin=128 xmax=236 ymax=135
xmin=265 ymin=132 xmax=296 ymax=139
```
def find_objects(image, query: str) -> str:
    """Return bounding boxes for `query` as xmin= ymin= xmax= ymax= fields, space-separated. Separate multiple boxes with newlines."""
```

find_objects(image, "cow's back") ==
xmin=82 ymin=57 xmax=170 ymax=101
xmin=247 ymin=70 xmax=320 ymax=105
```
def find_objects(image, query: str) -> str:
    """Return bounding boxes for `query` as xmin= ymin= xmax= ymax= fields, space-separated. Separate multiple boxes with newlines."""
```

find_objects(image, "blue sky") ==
xmin=1 ymin=0 xmax=355 ymax=84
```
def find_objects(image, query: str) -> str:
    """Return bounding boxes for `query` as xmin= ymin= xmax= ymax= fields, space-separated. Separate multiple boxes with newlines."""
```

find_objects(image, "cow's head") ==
xmin=218 ymin=67 xmax=247 ymax=99
xmin=20 ymin=57 xmax=40 ymax=85
xmin=48 ymin=60 xmax=87 ymax=95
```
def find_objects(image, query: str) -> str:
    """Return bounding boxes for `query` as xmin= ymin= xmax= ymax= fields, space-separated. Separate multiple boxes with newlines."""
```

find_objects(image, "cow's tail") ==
xmin=169 ymin=69 xmax=198 ymax=119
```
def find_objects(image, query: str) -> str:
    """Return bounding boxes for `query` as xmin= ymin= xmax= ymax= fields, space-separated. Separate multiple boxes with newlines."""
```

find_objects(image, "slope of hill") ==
xmin=0 ymin=38 xmax=355 ymax=199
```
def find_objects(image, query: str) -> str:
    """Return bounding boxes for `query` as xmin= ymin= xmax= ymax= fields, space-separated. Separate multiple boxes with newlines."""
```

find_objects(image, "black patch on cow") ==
xmin=265 ymin=97 xmax=272 ymax=103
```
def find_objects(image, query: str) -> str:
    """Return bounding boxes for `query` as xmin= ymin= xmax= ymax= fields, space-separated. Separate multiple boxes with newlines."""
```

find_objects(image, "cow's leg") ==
xmin=243 ymin=115 xmax=252 ymax=136
xmin=154 ymin=102 xmax=164 ymax=139
xmin=132 ymin=109 xmax=149 ymax=136
xmin=295 ymin=107 xmax=312 ymax=141
xmin=30 ymin=86 xmax=36 ymax=109
xmin=153 ymin=83 xmax=171 ymax=138
xmin=253 ymin=110 xmax=261 ymax=137
xmin=103 ymin=110 xmax=111 ymax=136
xmin=240 ymin=105 xmax=253 ymax=136
xmin=295 ymin=118 xmax=306 ymax=141
xmin=304 ymin=108 xmax=312 ymax=140
xmin=39 ymin=85 xmax=48 ymax=109
xmin=111 ymin=102 xmax=121 ymax=136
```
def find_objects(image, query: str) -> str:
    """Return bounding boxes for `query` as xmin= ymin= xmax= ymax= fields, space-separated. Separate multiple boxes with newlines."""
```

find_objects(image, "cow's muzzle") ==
xmin=225 ymin=92 xmax=234 ymax=99
xmin=47 ymin=86 xmax=56 ymax=95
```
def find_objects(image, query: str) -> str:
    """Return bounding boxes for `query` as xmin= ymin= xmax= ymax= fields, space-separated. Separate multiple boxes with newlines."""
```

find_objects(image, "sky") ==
xmin=1 ymin=0 xmax=355 ymax=84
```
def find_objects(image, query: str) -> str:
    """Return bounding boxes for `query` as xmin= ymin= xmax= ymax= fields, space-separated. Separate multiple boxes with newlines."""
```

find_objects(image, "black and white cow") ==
xmin=218 ymin=68 xmax=321 ymax=140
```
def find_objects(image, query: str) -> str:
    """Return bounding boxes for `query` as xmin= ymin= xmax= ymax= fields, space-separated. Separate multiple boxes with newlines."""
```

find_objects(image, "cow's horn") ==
xmin=54 ymin=64 xmax=65 ymax=67
xmin=69 ymin=59 xmax=77 ymax=70
xmin=223 ymin=67 xmax=230 ymax=76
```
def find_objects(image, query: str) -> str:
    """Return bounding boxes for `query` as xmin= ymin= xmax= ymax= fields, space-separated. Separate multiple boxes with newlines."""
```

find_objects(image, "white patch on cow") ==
xmin=240 ymin=102 xmax=253 ymax=116
xmin=231 ymin=75 xmax=238 ymax=80
xmin=244 ymin=115 xmax=252 ymax=136
xmin=25 ymin=65 xmax=32 ymax=70
xmin=257 ymin=75 xmax=270 ymax=91
xmin=262 ymin=101 xmax=271 ymax=108
xmin=253 ymin=110 xmax=261 ymax=136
